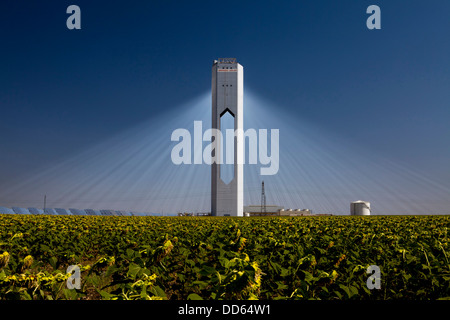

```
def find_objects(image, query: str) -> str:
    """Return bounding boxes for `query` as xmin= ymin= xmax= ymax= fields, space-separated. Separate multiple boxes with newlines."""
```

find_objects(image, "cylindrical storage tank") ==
xmin=350 ymin=201 xmax=371 ymax=216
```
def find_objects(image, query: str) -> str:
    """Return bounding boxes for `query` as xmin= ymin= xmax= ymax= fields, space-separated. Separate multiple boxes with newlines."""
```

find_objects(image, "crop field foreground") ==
xmin=0 ymin=214 xmax=449 ymax=300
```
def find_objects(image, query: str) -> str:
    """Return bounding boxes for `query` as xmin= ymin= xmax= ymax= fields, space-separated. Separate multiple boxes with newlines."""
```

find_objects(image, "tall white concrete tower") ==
xmin=211 ymin=58 xmax=244 ymax=216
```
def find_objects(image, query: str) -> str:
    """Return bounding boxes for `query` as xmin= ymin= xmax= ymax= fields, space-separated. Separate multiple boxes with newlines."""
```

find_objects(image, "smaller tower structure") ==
xmin=261 ymin=181 xmax=266 ymax=214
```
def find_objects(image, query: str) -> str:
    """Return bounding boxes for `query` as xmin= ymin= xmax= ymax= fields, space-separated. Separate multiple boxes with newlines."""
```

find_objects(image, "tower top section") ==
xmin=213 ymin=58 xmax=237 ymax=65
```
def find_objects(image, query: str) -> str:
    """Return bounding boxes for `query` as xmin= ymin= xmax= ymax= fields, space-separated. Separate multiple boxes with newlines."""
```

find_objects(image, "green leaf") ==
xmin=48 ymin=256 xmax=58 ymax=270
xmin=362 ymin=286 xmax=371 ymax=295
xmin=40 ymin=244 xmax=51 ymax=253
xmin=126 ymin=248 xmax=134 ymax=259
xmin=280 ymin=268 xmax=290 ymax=277
xmin=339 ymin=284 xmax=353 ymax=299
xmin=302 ymin=271 xmax=314 ymax=283
xmin=99 ymin=290 xmax=115 ymax=300
xmin=276 ymin=281 xmax=288 ymax=290
xmin=63 ymin=288 xmax=79 ymax=300
xmin=334 ymin=291 xmax=343 ymax=299
xmin=21 ymin=291 xmax=32 ymax=300
xmin=269 ymin=261 xmax=282 ymax=273
xmin=402 ymin=273 xmax=412 ymax=281
xmin=127 ymin=263 xmax=141 ymax=279
xmin=153 ymin=286 xmax=167 ymax=298
xmin=140 ymin=286 xmax=148 ymax=299
xmin=192 ymin=280 xmax=209 ymax=289
xmin=352 ymin=265 xmax=365 ymax=274
xmin=187 ymin=293 xmax=203 ymax=300
xmin=199 ymin=265 xmax=216 ymax=276
xmin=349 ymin=285 xmax=359 ymax=297
xmin=105 ymin=265 xmax=119 ymax=277
xmin=185 ymin=259 xmax=195 ymax=267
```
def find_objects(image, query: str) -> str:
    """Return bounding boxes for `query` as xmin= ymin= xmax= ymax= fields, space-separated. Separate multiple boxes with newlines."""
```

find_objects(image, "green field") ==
xmin=0 ymin=214 xmax=449 ymax=300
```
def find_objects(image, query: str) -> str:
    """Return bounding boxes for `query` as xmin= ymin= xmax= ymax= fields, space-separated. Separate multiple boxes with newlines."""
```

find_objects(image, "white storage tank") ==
xmin=350 ymin=201 xmax=371 ymax=216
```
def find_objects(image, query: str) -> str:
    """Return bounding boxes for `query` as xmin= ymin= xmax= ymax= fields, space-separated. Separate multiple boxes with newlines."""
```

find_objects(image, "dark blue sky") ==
xmin=1 ymin=1 xmax=449 ymax=213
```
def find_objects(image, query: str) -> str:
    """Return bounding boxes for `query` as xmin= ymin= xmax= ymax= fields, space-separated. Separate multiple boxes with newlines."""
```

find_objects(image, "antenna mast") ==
xmin=261 ymin=181 xmax=266 ymax=214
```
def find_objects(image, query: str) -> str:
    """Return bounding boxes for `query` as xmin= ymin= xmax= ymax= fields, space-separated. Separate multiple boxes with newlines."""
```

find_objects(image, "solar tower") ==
xmin=211 ymin=58 xmax=244 ymax=216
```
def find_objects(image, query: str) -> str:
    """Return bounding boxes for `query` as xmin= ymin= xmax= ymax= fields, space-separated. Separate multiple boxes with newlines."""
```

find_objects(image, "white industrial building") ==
xmin=244 ymin=205 xmax=284 ymax=215
xmin=350 ymin=200 xmax=371 ymax=215
xmin=243 ymin=205 xmax=322 ymax=216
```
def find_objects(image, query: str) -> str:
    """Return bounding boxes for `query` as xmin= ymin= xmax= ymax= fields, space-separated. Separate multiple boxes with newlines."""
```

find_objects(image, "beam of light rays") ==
xmin=244 ymin=90 xmax=450 ymax=215
xmin=1 ymin=89 xmax=449 ymax=215
xmin=0 ymin=93 xmax=212 ymax=213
